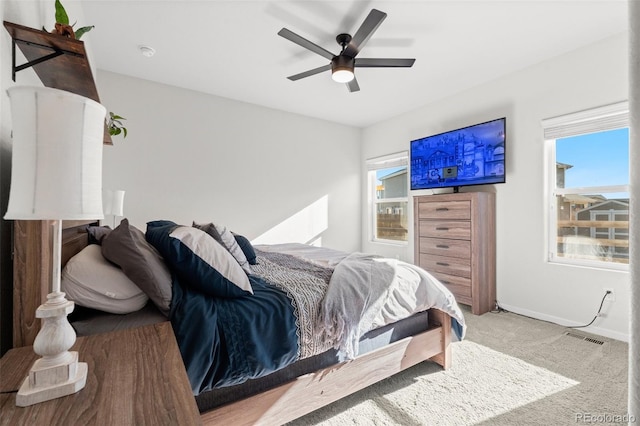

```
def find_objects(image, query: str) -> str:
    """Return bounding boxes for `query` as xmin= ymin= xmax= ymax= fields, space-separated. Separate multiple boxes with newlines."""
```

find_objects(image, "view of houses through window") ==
xmin=375 ymin=166 xmax=408 ymax=242
xmin=553 ymin=127 xmax=629 ymax=266
xmin=368 ymin=153 xmax=408 ymax=243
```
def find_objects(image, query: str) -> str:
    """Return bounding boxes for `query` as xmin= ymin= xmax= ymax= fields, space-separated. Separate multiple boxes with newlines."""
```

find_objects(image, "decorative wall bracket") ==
xmin=3 ymin=21 xmax=112 ymax=144
xmin=11 ymin=38 xmax=65 ymax=82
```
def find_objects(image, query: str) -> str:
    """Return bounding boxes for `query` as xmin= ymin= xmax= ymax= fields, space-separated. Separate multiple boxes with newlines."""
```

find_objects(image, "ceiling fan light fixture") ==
xmin=332 ymin=69 xmax=354 ymax=83
xmin=331 ymin=56 xmax=355 ymax=83
xmin=280 ymin=9 xmax=413 ymax=92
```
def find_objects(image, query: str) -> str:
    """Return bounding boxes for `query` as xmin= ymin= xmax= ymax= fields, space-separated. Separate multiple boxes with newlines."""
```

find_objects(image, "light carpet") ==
xmin=288 ymin=308 xmax=628 ymax=425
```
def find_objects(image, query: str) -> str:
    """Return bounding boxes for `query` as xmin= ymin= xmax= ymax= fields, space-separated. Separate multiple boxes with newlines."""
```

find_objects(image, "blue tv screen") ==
xmin=410 ymin=117 xmax=506 ymax=191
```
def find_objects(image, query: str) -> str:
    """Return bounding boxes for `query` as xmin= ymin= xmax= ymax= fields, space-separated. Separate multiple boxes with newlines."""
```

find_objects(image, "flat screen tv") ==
xmin=410 ymin=117 xmax=506 ymax=192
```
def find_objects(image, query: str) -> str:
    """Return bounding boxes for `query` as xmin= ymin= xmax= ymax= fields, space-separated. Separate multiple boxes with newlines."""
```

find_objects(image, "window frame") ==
xmin=366 ymin=152 xmax=409 ymax=245
xmin=543 ymin=101 xmax=630 ymax=271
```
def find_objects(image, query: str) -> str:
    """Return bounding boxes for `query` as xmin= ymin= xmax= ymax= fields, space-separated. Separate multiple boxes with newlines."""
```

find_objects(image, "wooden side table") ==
xmin=0 ymin=322 xmax=201 ymax=425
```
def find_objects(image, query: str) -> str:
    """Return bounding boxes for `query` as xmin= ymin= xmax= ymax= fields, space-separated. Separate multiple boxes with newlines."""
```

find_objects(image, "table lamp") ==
xmin=4 ymin=86 xmax=106 ymax=406
xmin=102 ymin=189 xmax=125 ymax=228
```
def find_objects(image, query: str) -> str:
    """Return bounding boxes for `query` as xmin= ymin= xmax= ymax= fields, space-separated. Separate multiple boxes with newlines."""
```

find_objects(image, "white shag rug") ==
xmin=288 ymin=341 xmax=577 ymax=425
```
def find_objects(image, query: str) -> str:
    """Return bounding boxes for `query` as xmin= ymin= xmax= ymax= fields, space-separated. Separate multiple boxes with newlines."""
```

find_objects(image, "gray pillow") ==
xmin=87 ymin=225 xmax=112 ymax=245
xmin=193 ymin=221 xmax=224 ymax=246
xmin=194 ymin=222 xmax=252 ymax=274
xmin=102 ymin=219 xmax=172 ymax=316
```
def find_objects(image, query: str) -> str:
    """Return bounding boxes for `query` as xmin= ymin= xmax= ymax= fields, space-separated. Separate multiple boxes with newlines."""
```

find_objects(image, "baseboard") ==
xmin=497 ymin=303 xmax=629 ymax=343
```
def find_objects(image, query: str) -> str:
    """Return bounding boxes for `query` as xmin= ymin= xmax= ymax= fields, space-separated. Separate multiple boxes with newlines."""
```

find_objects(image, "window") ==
xmin=543 ymin=102 xmax=629 ymax=269
xmin=367 ymin=152 xmax=408 ymax=243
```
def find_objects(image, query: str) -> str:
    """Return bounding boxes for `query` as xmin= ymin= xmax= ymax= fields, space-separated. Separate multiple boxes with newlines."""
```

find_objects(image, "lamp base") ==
xmin=16 ymin=352 xmax=87 ymax=407
xmin=15 ymin=289 xmax=87 ymax=407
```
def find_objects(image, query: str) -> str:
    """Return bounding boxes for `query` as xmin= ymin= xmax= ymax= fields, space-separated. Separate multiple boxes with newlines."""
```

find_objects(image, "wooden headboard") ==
xmin=12 ymin=219 xmax=98 ymax=347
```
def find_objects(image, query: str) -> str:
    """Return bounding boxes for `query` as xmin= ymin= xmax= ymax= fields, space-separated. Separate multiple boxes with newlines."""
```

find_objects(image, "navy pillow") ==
xmin=146 ymin=221 xmax=252 ymax=298
xmin=233 ymin=233 xmax=257 ymax=265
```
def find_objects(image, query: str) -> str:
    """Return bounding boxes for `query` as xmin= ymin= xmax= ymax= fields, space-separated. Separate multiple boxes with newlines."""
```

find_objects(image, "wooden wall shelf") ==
xmin=4 ymin=21 xmax=112 ymax=145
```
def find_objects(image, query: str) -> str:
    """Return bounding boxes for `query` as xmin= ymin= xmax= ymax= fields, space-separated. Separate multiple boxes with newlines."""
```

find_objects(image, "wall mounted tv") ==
xmin=410 ymin=117 xmax=506 ymax=192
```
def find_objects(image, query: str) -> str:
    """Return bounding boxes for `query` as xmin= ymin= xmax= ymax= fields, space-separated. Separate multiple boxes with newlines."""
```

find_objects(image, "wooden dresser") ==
xmin=414 ymin=192 xmax=496 ymax=315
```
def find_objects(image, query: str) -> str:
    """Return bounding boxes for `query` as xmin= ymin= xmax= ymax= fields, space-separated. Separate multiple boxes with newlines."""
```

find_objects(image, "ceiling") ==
xmin=81 ymin=1 xmax=628 ymax=128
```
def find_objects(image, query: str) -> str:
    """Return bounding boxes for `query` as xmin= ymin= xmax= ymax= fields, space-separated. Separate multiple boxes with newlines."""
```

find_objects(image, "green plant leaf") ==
xmin=108 ymin=111 xmax=128 ymax=138
xmin=55 ymin=0 xmax=70 ymax=25
xmin=75 ymin=25 xmax=94 ymax=40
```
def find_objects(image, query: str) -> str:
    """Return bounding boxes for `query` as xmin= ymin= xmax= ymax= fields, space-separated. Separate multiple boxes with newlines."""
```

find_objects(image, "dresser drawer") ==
xmin=419 ymin=220 xmax=471 ymax=240
xmin=419 ymin=254 xmax=471 ymax=278
xmin=414 ymin=192 xmax=495 ymax=315
xmin=418 ymin=201 xmax=471 ymax=220
xmin=420 ymin=237 xmax=470 ymax=259
xmin=432 ymin=272 xmax=472 ymax=301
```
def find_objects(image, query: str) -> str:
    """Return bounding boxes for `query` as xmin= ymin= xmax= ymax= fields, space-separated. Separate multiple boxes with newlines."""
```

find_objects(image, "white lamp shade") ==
xmin=102 ymin=189 xmax=125 ymax=216
xmin=4 ymin=86 xmax=107 ymax=220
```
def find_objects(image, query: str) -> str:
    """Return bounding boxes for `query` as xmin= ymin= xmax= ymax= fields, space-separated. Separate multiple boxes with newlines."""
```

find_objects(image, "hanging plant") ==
xmin=44 ymin=1 xmax=128 ymax=139
xmin=45 ymin=0 xmax=94 ymax=40
xmin=47 ymin=0 xmax=128 ymax=139
xmin=107 ymin=112 xmax=128 ymax=138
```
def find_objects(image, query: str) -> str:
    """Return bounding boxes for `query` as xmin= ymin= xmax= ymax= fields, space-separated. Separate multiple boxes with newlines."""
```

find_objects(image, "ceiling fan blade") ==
xmin=343 ymin=9 xmax=387 ymax=58
xmin=347 ymin=77 xmax=360 ymax=93
xmin=355 ymin=58 xmax=416 ymax=68
xmin=287 ymin=64 xmax=332 ymax=81
xmin=278 ymin=28 xmax=335 ymax=60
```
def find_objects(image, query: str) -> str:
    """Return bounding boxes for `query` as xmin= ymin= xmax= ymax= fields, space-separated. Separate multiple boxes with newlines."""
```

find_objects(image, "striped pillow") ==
xmin=146 ymin=221 xmax=252 ymax=298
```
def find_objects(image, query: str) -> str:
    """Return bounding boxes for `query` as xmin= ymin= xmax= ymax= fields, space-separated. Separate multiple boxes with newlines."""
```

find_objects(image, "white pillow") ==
xmin=61 ymin=244 xmax=148 ymax=314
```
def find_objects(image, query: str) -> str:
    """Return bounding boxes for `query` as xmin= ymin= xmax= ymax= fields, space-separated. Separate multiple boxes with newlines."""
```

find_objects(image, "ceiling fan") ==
xmin=278 ymin=9 xmax=415 ymax=92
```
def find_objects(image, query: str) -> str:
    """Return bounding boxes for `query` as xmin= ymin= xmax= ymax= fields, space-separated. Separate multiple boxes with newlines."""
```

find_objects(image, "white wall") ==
xmin=361 ymin=33 xmax=630 ymax=341
xmin=97 ymin=71 xmax=362 ymax=252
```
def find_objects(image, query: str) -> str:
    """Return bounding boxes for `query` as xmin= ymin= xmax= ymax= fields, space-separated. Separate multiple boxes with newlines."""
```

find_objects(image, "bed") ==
xmin=11 ymin=218 xmax=466 ymax=425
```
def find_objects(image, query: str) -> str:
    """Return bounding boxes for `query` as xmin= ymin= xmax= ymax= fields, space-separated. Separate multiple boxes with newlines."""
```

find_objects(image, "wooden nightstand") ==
xmin=0 ymin=322 xmax=201 ymax=425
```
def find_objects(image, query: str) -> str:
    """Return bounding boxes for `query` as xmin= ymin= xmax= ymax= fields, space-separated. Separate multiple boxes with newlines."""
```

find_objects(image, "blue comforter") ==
xmin=170 ymin=274 xmax=299 ymax=395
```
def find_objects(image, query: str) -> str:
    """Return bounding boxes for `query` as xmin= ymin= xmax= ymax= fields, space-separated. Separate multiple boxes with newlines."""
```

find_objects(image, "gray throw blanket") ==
xmin=318 ymin=253 xmax=396 ymax=360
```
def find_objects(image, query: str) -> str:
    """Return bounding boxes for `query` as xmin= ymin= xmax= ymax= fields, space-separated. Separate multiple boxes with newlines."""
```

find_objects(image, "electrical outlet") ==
xmin=604 ymin=288 xmax=615 ymax=302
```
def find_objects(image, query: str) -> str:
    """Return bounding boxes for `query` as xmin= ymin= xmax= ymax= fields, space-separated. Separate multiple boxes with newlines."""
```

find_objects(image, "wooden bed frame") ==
xmin=12 ymin=219 xmax=453 ymax=425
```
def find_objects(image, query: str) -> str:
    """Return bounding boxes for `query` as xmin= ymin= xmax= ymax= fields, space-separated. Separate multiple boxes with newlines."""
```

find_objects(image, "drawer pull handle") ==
xmin=436 ymin=244 xmax=449 ymax=249
xmin=436 ymin=262 xmax=450 ymax=267
xmin=436 ymin=208 xmax=449 ymax=212
xmin=435 ymin=227 xmax=449 ymax=231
